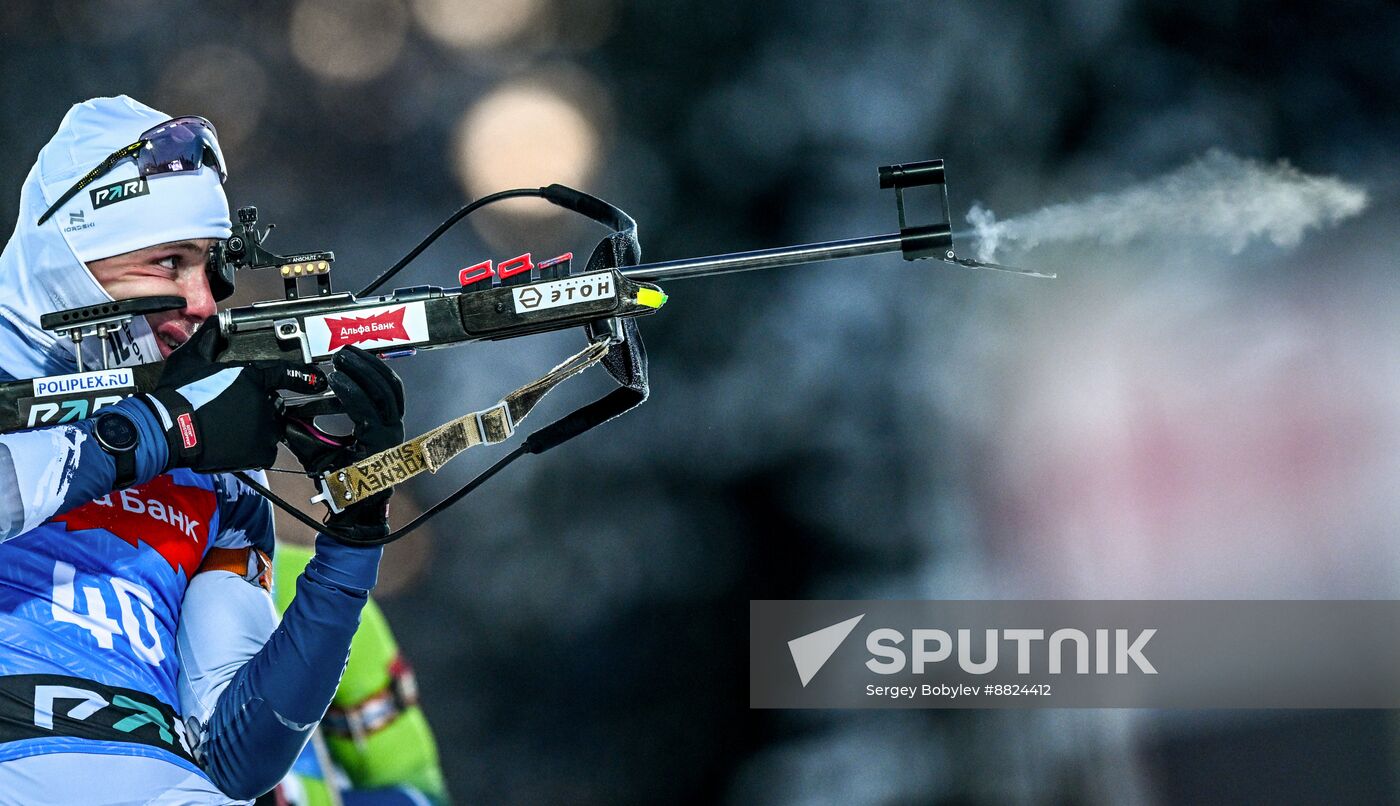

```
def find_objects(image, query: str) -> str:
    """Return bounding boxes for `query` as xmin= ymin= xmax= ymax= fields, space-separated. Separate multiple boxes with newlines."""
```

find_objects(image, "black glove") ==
xmin=284 ymin=346 xmax=405 ymax=545
xmin=142 ymin=318 xmax=326 ymax=474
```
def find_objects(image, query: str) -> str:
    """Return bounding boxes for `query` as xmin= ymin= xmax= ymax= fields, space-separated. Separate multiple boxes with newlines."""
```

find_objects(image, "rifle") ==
xmin=0 ymin=160 xmax=1049 ymax=542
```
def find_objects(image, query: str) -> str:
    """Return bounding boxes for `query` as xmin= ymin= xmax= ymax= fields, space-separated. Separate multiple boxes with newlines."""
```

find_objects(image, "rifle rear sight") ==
xmin=209 ymin=206 xmax=337 ymax=302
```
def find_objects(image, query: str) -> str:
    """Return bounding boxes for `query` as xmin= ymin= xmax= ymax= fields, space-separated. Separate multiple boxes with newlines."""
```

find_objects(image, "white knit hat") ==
xmin=37 ymin=95 xmax=231 ymax=262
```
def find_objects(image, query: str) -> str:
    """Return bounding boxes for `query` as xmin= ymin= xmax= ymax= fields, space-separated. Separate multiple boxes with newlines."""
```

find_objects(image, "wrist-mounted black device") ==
xmin=92 ymin=410 xmax=139 ymax=489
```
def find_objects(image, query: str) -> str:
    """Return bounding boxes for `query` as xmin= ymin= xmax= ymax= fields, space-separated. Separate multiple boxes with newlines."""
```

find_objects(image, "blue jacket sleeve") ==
xmin=191 ymin=533 xmax=383 ymax=800
xmin=0 ymin=396 xmax=167 ymax=540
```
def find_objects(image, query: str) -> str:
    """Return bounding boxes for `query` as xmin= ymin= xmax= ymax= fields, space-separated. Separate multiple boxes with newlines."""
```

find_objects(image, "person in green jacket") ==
xmin=261 ymin=542 xmax=450 ymax=806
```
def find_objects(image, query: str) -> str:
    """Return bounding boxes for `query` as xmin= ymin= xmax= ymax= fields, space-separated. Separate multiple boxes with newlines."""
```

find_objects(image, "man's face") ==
xmin=86 ymin=238 xmax=218 ymax=359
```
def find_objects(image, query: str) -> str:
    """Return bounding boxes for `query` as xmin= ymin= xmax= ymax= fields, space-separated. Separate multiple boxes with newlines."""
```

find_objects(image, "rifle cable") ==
xmin=356 ymin=187 xmax=542 ymax=297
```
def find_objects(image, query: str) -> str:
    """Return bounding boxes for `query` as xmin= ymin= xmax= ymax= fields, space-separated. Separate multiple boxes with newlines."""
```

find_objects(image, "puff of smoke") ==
xmin=966 ymin=150 xmax=1369 ymax=263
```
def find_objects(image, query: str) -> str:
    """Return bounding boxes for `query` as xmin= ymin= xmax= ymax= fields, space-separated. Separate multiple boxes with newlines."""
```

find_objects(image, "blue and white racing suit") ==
xmin=0 ymin=96 xmax=383 ymax=804
xmin=0 ymin=449 xmax=277 ymax=802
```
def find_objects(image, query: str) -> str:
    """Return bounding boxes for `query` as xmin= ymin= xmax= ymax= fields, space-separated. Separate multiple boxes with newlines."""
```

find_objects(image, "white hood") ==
xmin=0 ymin=96 xmax=231 ymax=381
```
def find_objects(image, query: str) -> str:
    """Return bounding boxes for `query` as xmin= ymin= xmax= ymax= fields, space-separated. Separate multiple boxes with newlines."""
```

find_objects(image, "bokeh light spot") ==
xmin=153 ymin=45 xmax=269 ymax=153
xmin=453 ymin=79 xmax=601 ymax=216
xmin=290 ymin=0 xmax=408 ymax=82
xmin=411 ymin=0 xmax=541 ymax=49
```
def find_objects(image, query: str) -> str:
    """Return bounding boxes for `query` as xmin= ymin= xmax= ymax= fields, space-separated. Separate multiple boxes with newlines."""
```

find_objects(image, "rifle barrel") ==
xmin=620 ymin=233 xmax=905 ymax=282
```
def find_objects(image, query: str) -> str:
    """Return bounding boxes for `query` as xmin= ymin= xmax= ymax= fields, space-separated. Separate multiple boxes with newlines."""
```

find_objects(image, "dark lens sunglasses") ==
xmin=38 ymin=116 xmax=227 ymax=226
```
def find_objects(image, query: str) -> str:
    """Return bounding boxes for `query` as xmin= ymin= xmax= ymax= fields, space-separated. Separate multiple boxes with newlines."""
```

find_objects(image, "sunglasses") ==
xmin=38 ymin=116 xmax=227 ymax=226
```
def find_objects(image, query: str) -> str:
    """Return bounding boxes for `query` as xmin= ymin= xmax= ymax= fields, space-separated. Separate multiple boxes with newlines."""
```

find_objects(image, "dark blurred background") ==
xmin=3 ymin=1 xmax=1400 ymax=803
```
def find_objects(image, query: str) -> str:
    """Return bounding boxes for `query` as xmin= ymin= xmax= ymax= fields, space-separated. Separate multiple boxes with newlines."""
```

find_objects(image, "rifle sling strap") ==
xmin=314 ymin=338 xmax=611 ymax=512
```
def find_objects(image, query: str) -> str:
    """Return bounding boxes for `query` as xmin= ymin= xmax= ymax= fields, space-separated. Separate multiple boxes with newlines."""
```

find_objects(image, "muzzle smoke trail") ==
xmin=965 ymin=150 xmax=1369 ymax=262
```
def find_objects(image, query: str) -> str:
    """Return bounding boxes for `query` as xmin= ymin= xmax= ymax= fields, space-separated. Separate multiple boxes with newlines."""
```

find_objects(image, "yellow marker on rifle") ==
xmin=635 ymin=288 xmax=667 ymax=309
